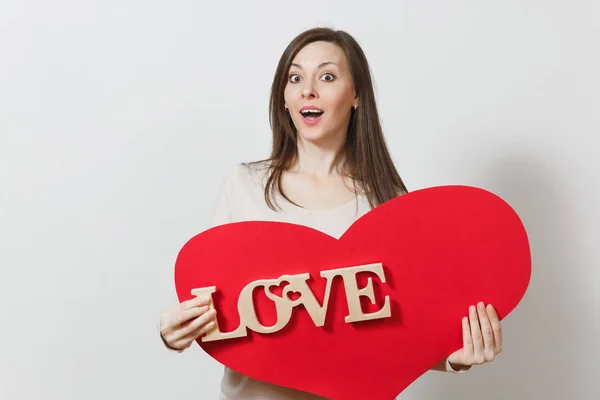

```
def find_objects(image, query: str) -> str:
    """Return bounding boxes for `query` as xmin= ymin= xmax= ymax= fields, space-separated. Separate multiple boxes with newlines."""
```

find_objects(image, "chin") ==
xmin=295 ymin=123 xmax=345 ymax=143
xmin=298 ymin=128 xmax=325 ymax=139
xmin=298 ymin=129 xmax=337 ymax=144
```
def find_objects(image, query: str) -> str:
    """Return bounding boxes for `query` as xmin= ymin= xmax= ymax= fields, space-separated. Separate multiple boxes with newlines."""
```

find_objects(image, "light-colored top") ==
xmin=167 ymin=162 xmax=463 ymax=399
xmin=207 ymin=162 xmax=372 ymax=240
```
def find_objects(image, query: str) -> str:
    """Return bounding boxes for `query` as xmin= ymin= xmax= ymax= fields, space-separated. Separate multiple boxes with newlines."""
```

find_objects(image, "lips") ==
xmin=299 ymin=106 xmax=324 ymax=125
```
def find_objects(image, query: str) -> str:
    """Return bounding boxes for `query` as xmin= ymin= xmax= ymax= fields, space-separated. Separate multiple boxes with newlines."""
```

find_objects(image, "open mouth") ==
xmin=300 ymin=109 xmax=324 ymax=123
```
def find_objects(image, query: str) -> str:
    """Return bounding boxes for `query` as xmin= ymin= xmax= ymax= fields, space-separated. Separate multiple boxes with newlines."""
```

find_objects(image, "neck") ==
xmin=292 ymin=132 xmax=347 ymax=178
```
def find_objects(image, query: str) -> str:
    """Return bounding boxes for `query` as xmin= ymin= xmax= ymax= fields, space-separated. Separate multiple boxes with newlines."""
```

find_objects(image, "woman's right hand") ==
xmin=159 ymin=296 xmax=217 ymax=351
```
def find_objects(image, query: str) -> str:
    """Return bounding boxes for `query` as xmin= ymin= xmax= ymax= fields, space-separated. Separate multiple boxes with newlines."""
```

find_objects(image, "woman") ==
xmin=159 ymin=27 xmax=503 ymax=399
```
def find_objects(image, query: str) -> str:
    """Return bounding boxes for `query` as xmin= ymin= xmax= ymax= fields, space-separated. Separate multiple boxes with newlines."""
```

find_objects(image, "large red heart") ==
xmin=174 ymin=186 xmax=531 ymax=399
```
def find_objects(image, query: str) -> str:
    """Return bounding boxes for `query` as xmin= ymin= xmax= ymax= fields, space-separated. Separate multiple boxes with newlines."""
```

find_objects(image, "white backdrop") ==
xmin=1 ymin=1 xmax=599 ymax=399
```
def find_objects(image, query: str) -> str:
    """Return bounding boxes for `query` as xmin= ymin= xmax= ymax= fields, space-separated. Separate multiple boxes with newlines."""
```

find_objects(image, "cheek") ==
xmin=284 ymin=84 xmax=299 ymax=104
xmin=327 ymin=91 xmax=354 ymax=118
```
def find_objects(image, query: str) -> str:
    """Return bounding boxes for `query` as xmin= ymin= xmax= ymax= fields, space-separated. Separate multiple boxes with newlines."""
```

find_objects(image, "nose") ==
xmin=301 ymin=81 xmax=318 ymax=99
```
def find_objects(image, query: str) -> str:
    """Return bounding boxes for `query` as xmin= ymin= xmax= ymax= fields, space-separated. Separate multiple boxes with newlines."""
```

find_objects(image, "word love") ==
xmin=191 ymin=263 xmax=392 ymax=342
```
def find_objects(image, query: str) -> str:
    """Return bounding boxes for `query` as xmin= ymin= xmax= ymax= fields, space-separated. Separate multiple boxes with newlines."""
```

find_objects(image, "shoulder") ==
xmin=216 ymin=159 xmax=273 ymax=202
xmin=241 ymin=159 xmax=271 ymax=182
xmin=208 ymin=161 xmax=272 ymax=227
xmin=223 ymin=160 xmax=270 ymax=189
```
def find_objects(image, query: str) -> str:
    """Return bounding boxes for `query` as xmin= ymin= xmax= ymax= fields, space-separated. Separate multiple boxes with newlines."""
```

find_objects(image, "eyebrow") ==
xmin=290 ymin=61 xmax=339 ymax=69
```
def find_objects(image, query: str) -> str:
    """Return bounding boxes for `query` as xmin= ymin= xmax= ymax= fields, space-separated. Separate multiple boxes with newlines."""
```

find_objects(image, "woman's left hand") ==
xmin=447 ymin=302 xmax=503 ymax=371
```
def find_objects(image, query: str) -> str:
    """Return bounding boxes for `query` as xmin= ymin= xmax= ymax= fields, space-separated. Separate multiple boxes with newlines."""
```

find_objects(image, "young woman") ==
xmin=159 ymin=27 xmax=503 ymax=399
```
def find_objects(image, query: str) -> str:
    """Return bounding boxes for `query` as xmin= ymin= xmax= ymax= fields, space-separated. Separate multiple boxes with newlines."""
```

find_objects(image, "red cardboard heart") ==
xmin=174 ymin=185 xmax=531 ymax=399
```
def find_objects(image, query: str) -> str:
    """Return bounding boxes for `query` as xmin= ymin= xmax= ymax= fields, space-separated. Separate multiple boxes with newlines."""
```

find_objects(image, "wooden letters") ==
xmin=191 ymin=262 xmax=392 ymax=342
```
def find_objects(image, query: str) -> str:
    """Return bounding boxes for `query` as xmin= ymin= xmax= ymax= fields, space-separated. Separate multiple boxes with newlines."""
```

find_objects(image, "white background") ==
xmin=1 ymin=1 xmax=599 ymax=399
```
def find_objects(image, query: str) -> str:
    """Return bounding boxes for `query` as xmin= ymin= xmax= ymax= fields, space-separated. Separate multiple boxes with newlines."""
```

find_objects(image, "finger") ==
xmin=180 ymin=308 xmax=217 ymax=337
xmin=177 ymin=305 xmax=210 ymax=326
xmin=166 ymin=336 xmax=193 ymax=352
xmin=178 ymin=305 xmax=215 ymax=329
xmin=180 ymin=296 xmax=210 ymax=311
xmin=461 ymin=316 xmax=473 ymax=358
xmin=487 ymin=304 xmax=503 ymax=353
xmin=179 ymin=318 xmax=218 ymax=346
xmin=477 ymin=302 xmax=495 ymax=361
xmin=162 ymin=307 xmax=214 ymax=346
xmin=191 ymin=317 xmax=218 ymax=338
xmin=469 ymin=305 xmax=484 ymax=360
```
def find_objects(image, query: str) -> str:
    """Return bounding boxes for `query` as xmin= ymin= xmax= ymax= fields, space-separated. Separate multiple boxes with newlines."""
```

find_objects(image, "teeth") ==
xmin=301 ymin=109 xmax=323 ymax=115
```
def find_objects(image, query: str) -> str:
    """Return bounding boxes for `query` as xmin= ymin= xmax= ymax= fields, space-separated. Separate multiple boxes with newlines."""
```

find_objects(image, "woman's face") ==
xmin=284 ymin=41 xmax=358 ymax=144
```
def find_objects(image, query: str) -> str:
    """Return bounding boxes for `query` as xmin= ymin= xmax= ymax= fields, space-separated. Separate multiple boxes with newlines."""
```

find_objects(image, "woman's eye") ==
xmin=289 ymin=73 xmax=335 ymax=83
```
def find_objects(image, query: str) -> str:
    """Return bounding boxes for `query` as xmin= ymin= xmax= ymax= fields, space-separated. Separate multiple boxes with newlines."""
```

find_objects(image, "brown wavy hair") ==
xmin=248 ymin=27 xmax=408 ymax=210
